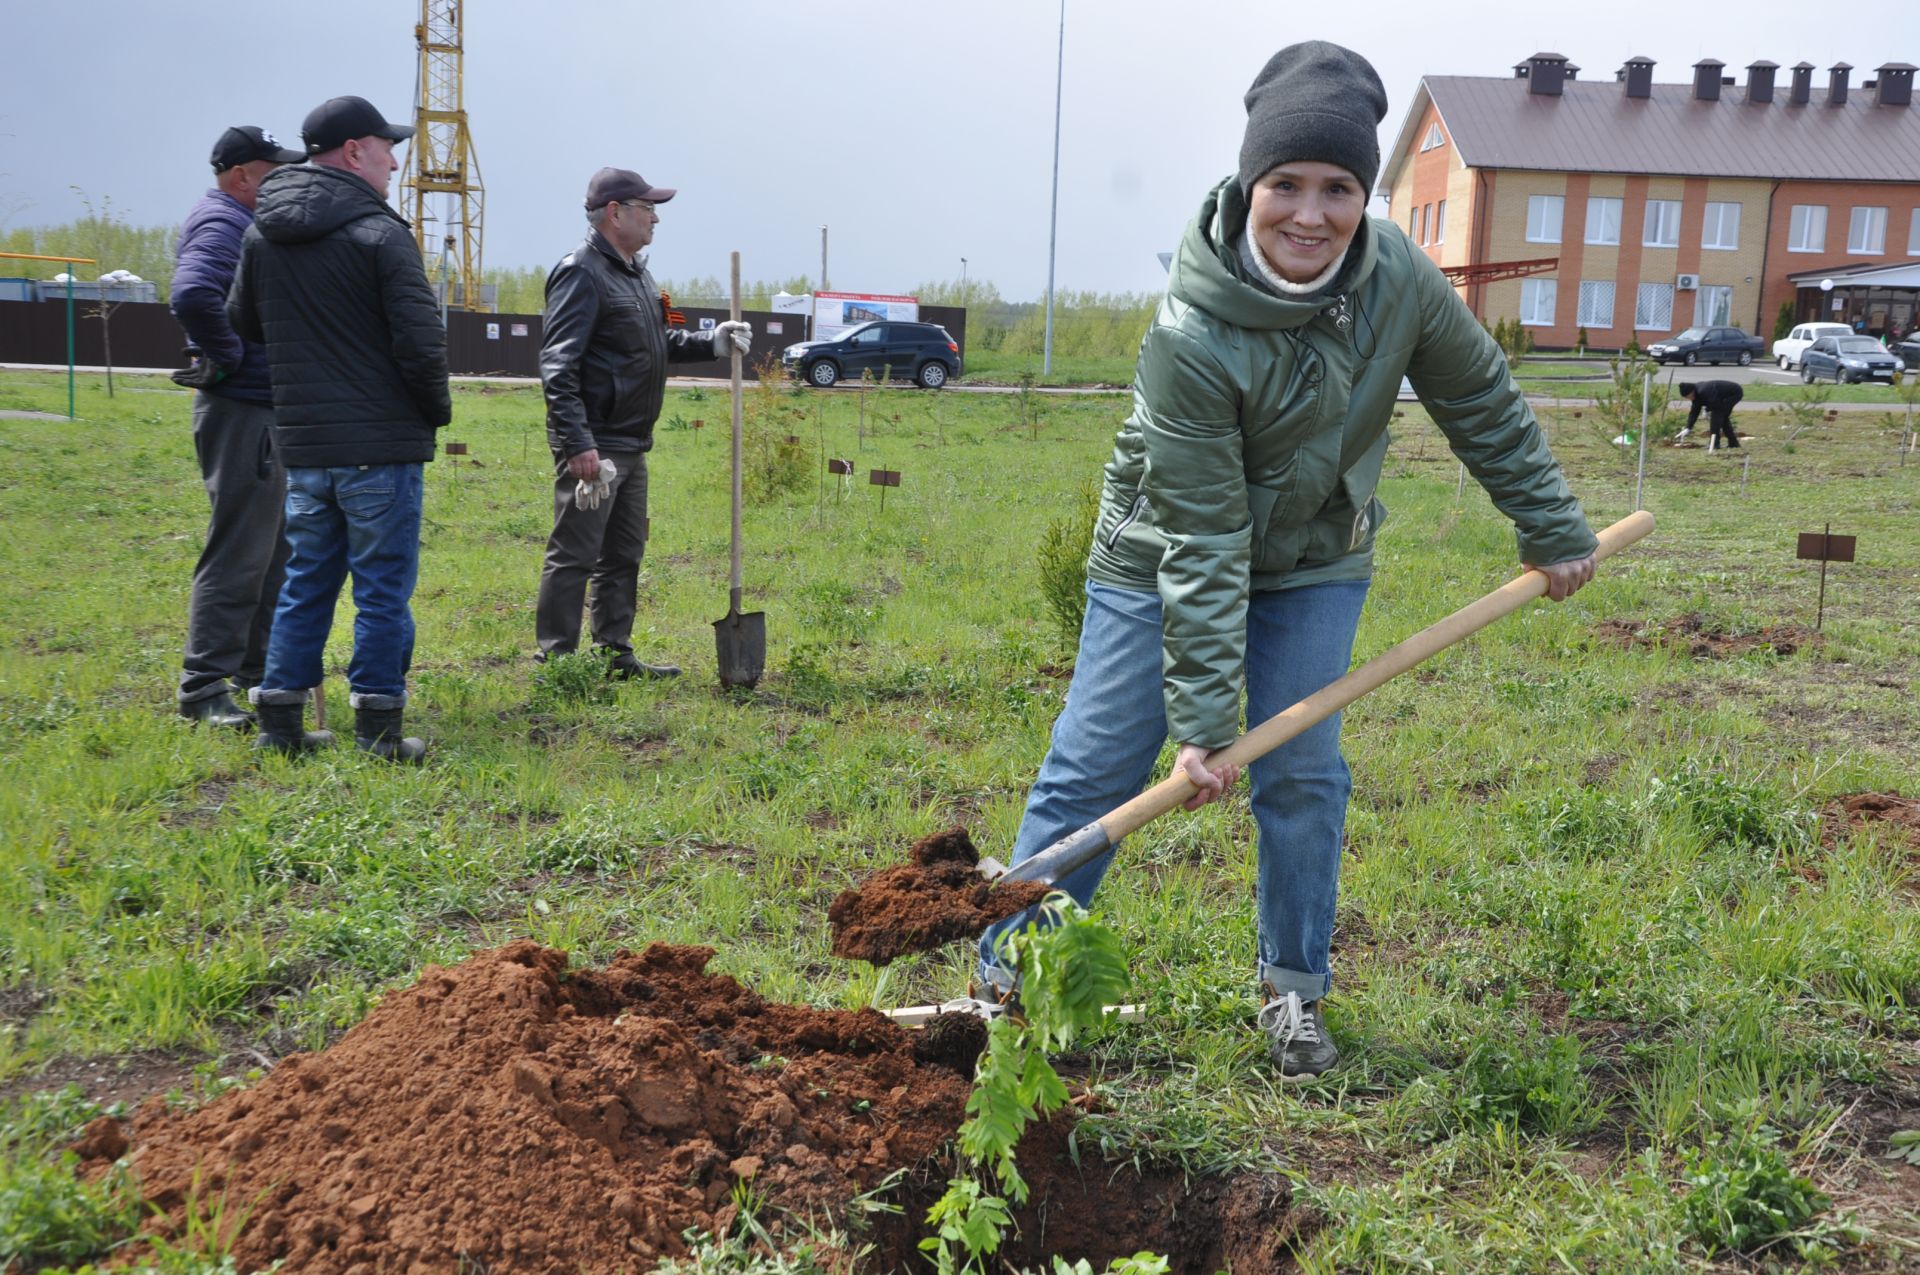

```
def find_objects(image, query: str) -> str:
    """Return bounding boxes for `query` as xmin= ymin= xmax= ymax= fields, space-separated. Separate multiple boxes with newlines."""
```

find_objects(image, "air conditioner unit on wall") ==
xmin=1676 ymin=273 xmax=1701 ymax=290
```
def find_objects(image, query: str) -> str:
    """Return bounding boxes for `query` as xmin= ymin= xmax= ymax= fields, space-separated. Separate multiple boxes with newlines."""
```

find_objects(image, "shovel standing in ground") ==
xmin=714 ymin=251 xmax=765 ymax=687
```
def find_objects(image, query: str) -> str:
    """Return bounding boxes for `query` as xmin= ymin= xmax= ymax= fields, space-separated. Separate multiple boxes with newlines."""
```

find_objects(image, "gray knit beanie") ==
xmin=1238 ymin=42 xmax=1389 ymax=198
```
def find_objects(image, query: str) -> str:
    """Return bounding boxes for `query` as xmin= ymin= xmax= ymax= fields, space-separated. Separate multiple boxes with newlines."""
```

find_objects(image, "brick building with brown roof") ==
xmin=1379 ymin=53 xmax=1920 ymax=349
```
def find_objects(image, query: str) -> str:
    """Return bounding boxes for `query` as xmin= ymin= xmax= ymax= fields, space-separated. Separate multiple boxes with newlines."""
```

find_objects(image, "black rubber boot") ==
xmin=179 ymin=690 xmax=255 ymax=731
xmin=253 ymin=700 xmax=334 ymax=755
xmin=354 ymin=707 xmax=427 ymax=765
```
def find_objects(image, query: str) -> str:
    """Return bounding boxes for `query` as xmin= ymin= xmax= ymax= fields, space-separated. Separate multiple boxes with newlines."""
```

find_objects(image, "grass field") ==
xmin=0 ymin=368 xmax=1916 ymax=1272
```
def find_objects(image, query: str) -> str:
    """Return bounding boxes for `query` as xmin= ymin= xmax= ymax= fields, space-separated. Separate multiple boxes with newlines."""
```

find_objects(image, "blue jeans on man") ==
xmin=253 ymin=463 xmax=424 ymax=711
xmin=979 ymin=576 xmax=1370 ymax=1001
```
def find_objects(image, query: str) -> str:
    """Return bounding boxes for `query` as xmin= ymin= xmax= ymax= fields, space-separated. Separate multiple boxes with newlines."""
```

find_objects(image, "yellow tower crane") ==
xmin=399 ymin=0 xmax=487 ymax=311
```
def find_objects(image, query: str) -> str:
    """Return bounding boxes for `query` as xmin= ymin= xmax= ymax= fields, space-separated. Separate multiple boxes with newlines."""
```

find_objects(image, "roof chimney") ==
xmin=1746 ymin=60 xmax=1778 ymax=103
xmin=1693 ymin=59 xmax=1725 ymax=100
xmin=1521 ymin=51 xmax=1569 ymax=96
xmin=1876 ymin=62 xmax=1916 ymax=107
xmin=1790 ymin=61 xmax=1814 ymax=104
xmin=1828 ymin=62 xmax=1852 ymax=105
xmin=1618 ymin=56 xmax=1655 ymax=99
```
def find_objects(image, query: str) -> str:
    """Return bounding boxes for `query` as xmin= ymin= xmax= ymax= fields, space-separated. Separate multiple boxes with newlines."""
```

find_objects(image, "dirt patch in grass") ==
xmin=1 ymin=1050 xmax=203 ymax=1112
xmin=83 ymin=941 xmax=976 ymax=1273
xmin=1814 ymin=793 xmax=1920 ymax=894
xmin=1822 ymin=792 xmax=1920 ymax=851
xmin=828 ymin=826 xmax=1052 ymax=965
xmin=1593 ymin=613 xmax=1822 ymax=659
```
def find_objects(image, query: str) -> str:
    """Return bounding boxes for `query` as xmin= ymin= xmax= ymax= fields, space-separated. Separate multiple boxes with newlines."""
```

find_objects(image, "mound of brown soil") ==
xmin=828 ymin=827 xmax=1053 ymax=965
xmin=1593 ymin=612 xmax=1821 ymax=659
xmin=82 ymin=941 xmax=974 ymax=1273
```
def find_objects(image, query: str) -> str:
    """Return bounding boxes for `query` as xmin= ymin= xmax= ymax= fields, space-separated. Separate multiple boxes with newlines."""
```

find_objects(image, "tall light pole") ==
xmin=820 ymin=225 xmax=829 ymax=294
xmin=960 ymin=256 xmax=968 ymax=300
xmin=1042 ymin=0 xmax=1064 ymax=376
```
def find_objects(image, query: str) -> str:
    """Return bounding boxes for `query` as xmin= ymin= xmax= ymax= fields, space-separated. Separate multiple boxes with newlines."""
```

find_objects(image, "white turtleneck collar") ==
xmin=1246 ymin=231 xmax=1348 ymax=296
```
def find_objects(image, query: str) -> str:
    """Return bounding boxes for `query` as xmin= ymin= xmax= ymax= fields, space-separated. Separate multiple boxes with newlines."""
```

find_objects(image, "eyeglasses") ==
xmin=620 ymin=200 xmax=656 ymax=214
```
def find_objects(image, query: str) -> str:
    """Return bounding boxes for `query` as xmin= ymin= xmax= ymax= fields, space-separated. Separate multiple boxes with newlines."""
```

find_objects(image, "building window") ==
xmin=1584 ymin=197 xmax=1622 ymax=246
xmin=1848 ymin=206 xmax=1888 ymax=254
xmin=1420 ymin=203 xmax=1430 ymax=244
xmin=1635 ymin=282 xmax=1674 ymax=330
xmin=1526 ymin=195 xmax=1563 ymax=244
xmin=1519 ymin=278 xmax=1557 ymax=326
xmin=1434 ymin=199 xmax=1447 ymax=244
xmin=1788 ymin=205 xmax=1826 ymax=252
xmin=1702 ymin=202 xmax=1741 ymax=251
xmin=1421 ymin=122 xmax=1446 ymax=151
xmin=1694 ymin=285 xmax=1733 ymax=327
xmin=1576 ymin=281 xmax=1615 ymax=328
xmin=1910 ymin=208 xmax=1920 ymax=255
xmin=1643 ymin=199 xmax=1682 ymax=248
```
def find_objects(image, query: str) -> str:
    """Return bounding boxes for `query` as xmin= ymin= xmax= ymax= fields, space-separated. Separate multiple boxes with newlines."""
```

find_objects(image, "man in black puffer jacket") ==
xmin=229 ymin=95 xmax=451 ymax=763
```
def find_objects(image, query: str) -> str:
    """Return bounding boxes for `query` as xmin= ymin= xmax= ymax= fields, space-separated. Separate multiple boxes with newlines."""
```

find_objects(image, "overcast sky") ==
xmin=0 ymin=1 xmax=1891 ymax=299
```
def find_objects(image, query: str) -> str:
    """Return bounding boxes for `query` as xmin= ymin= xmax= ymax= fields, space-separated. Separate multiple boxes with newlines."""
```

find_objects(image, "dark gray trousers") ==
xmin=535 ymin=450 xmax=649 ymax=657
xmin=180 ymin=392 xmax=289 ymax=704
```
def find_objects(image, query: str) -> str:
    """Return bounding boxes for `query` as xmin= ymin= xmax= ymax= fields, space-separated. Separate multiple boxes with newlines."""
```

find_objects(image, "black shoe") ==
xmin=179 ymin=691 xmax=254 ymax=731
xmin=353 ymin=706 xmax=426 ymax=765
xmin=606 ymin=653 xmax=681 ymax=681
xmin=1259 ymin=992 xmax=1340 ymax=1081
xmin=253 ymin=700 xmax=334 ymax=756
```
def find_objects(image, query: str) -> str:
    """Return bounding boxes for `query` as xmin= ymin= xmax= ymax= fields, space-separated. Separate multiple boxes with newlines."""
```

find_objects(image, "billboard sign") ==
xmin=813 ymin=290 xmax=918 ymax=341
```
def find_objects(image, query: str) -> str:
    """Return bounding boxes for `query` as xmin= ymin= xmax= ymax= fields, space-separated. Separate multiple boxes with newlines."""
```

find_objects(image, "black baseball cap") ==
xmin=300 ymin=95 xmax=414 ymax=155
xmin=584 ymin=167 xmax=677 ymax=209
xmin=210 ymin=125 xmax=305 ymax=172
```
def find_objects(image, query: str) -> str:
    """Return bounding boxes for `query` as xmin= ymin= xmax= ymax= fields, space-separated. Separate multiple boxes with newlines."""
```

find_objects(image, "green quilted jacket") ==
xmin=1086 ymin=176 xmax=1597 ymax=749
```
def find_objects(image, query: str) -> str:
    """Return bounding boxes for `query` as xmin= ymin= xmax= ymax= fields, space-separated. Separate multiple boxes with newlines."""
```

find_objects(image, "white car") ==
xmin=1771 ymin=322 xmax=1852 ymax=371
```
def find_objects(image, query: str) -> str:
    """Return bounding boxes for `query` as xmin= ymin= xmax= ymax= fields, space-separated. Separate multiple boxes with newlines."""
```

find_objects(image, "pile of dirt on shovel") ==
xmin=828 ymin=827 xmax=1054 ymax=965
xmin=72 ymin=941 xmax=979 ymax=1274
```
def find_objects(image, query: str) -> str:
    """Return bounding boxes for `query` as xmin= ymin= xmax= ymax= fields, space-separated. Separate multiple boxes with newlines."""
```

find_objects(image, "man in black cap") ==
xmin=169 ymin=125 xmax=306 ymax=729
xmin=534 ymin=167 xmax=750 ymax=679
xmin=228 ymin=95 xmax=451 ymax=762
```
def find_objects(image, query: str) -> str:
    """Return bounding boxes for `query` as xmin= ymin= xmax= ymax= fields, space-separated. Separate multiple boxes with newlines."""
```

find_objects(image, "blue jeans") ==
xmin=979 ymin=576 xmax=1370 ymax=1001
xmin=256 ymin=464 xmax=424 ymax=709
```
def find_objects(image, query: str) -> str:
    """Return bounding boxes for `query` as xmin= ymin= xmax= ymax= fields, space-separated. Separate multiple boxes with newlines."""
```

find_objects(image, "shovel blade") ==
xmin=713 ymin=608 xmax=767 ymax=688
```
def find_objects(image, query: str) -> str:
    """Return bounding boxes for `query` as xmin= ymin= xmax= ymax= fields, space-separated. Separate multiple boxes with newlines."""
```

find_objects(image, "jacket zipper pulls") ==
xmin=1325 ymin=295 xmax=1353 ymax=339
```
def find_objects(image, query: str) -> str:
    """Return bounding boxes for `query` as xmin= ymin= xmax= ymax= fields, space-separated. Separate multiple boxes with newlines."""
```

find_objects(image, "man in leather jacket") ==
xmin=535 ymin=167 xmax=749 ymax=679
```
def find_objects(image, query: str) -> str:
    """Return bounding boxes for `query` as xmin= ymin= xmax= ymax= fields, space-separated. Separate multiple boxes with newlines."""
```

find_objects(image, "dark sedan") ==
xmin=1645 ymin=326 xmax=1766 ymax=367
xmin=1800 ymin=335 xmax=1902 ymax=384
xmin=1894 ymin=337 xmax=1920 ymax=371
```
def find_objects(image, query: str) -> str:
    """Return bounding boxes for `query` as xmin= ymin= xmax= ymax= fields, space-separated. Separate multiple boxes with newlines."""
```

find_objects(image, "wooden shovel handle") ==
xmin=729 ymin=252 xmax=744 ymax=607
xmin=1098 ymin=510 xmax=1655 ymax=843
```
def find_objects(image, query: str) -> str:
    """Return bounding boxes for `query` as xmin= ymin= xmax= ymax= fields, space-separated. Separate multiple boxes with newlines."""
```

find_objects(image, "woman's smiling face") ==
xmin=1248 ymin=162 xmax=1364 ymax=284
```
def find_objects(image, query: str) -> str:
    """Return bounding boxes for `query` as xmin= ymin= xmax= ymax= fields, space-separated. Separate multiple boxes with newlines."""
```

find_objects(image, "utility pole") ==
xmin=820 ymin=225 xmax=829 ymax=294
xmin=1043 ymin=0 xmax=1065 ymax=376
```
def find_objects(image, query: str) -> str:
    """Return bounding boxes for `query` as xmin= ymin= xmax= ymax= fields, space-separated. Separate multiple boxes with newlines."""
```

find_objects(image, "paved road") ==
xmin=3 ymin=361 xmax=1901 ymax=412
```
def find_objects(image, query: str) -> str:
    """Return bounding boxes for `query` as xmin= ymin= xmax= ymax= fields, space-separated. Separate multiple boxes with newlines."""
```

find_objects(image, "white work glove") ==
xmin=712 ymin=320 xmax=752 ymax=359
xmin=574 ymin=458 xmax=617 ymax=511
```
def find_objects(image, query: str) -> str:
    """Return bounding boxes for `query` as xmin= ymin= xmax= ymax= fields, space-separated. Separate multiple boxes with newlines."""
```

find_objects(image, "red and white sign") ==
xmin=813 ymin=290 xmax=919 ymax=341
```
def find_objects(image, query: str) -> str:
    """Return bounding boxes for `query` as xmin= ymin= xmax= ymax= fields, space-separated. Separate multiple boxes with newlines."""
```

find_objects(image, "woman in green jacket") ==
xmin=978 ymin=41 xmax=1600 ymax=1080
